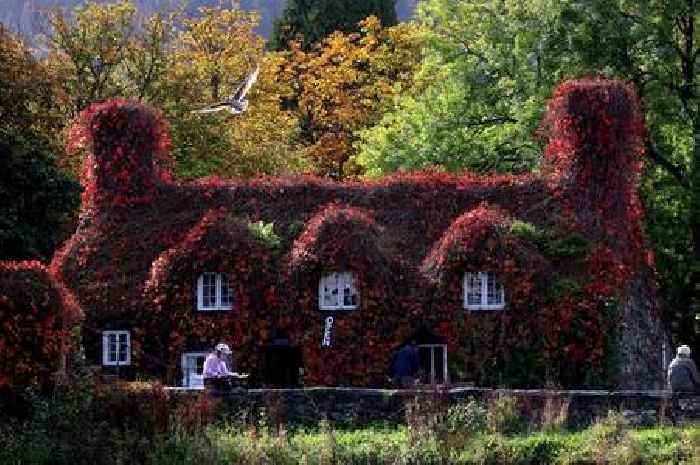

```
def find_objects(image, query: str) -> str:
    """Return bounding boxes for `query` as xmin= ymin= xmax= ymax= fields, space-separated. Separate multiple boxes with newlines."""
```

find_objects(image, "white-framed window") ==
xmin=318 ymin=271 xmax=358 ymax=310
xmin=197 ymin=272 xmax=233 ymax=311
xmin=181 ymin=352 xmax=208 ymax=388
xmin=419 ymin=344 xmax=448 ymax=385
xmin=463 ymin=271 xmax=505 ymax=310
xmin=102 ymin=330 xmax=131 ymax=366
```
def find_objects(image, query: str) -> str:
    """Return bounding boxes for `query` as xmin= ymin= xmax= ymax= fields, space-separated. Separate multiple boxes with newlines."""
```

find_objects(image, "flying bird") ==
xmin=193 ymin=65 xmax=259 ymax=115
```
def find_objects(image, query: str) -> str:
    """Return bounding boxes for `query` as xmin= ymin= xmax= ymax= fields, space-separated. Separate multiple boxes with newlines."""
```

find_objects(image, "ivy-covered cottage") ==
xmin=51 ymin=79 xmax=667 ymax=389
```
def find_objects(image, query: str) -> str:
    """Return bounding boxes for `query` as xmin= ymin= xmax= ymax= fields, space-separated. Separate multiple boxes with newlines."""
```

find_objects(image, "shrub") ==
xmin=447 ymin=398 xmax=487 ymax=434
xmin=509 ymin=220 xmax=548 ymax=243
xmin=487 ymin=394 xmax=526 ymax=435
xmin=539 ymin=394 xmax=569 ymax=432
xmin=248 ymin=221 xmax=282 ymax=252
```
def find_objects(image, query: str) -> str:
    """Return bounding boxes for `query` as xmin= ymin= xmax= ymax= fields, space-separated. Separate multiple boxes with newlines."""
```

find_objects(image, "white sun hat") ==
xmin=215 ymin=343 xmax=232 ymax=354
xmin=677 ymin=345 xmax=691 ymax=356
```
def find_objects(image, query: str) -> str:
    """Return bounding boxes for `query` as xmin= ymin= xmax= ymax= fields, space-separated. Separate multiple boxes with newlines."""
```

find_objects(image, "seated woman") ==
xmin=203 ymin=343 xmax=236 ymax=391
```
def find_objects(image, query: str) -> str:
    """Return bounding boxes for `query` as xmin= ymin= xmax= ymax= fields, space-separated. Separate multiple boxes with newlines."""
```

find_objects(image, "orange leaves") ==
xmin=286 ymin=19 xmax=421 ymax=177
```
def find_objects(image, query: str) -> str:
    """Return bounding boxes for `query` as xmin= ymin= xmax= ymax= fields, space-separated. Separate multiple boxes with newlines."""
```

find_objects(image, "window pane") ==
xmin=434 ymin=346 xmax=446 ymax=384
xmin=118 ymin=334 xmax=128 ymax=362
xmin=341 ymin=273 xmax=358 ymax=307
xmin=418 ymin=346 xmax=432 ymax=384
xmin=202 ymin=273 xmax=217 ymax=308
xmin=321 ymin=273 xmax=339 ymax=308
xmin=195 ymin=356 xmax=206 ymax=374
xmin=486 ymin=272 xmax=503 ymax=306
xmin=220 ymin=273 xmax=233 ymax=308
xmin=465 ymin=272 xmax=482 ymax=306
xmin=107 ymin=333 xmax=117 ymax=362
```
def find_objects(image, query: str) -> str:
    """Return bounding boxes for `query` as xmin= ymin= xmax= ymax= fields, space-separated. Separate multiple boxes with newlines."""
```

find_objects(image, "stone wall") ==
xmin=614 ymin=274 xmax=669 ymax=389
xmin=167 ymin=387 xmax=700 ymax=428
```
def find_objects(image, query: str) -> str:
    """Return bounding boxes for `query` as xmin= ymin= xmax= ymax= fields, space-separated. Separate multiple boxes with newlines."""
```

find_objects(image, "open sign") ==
xmin=321 ymin=316 xmax=334 ymax=347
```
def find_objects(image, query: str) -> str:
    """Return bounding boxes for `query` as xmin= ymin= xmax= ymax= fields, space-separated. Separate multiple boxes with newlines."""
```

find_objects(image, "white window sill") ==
xmin=197 ymin=306 xmax=232 ymax=312
xmin=319 ymin=306 xmax=358 ymax=311
xmin=464 ymin=305 xmax=505 ymax=311
xmin=103 ymin=361 xmax=131 ymax=366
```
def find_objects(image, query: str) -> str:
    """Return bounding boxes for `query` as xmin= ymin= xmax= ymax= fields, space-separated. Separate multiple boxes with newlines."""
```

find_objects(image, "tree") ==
xmin=287 ymin=17 xmax=421 ymax=177
xmin=160 ymin=6 xmax=308 ymax=180
xmin=355 ymin=0 xmax=570 ymax=175
xmin=43 ymin=1 xmax=175 ymax=173
xmin=0 ymin=27 xmax=80 ymax=261
xmin=271 ymin=0 xmax=398 ymax=50
xmin=41 ymin=1 xmax=307 ymax=180
xmin=45 ymin=1 xmax=138 ymax=116
xmin=550 ymin=0 xmax=700 ymax=353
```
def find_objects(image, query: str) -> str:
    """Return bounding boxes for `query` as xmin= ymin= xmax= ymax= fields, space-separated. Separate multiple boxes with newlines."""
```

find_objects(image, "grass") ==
xmin=2 ymin=383 xmax=698 ymax=465
xmin=147 ymin=424 xmax=700 ymax=465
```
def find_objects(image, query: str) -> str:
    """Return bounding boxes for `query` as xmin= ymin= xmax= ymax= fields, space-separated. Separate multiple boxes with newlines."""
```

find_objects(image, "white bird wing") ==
xmin=231 ymin=65 xmax=259 ymax=101
xmin=191 ymin=104 xmax=229 ymax=114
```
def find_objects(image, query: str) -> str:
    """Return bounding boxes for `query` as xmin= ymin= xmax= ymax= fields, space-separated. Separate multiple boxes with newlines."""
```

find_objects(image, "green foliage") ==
xmin=509 ymin=220 xmax=548 ymax=244
xmin=4 ymin=394 xmax=699 ymax=465
xmin=487 ymin=395 xmax=527 ymax=435
xmin=541 ymin=233 xmax=590 ymax=260
xmin=355 ymin=0 xmax=568 ymax=176
xmin=548 ymin=278 xmax=583 ymax=298
xmin=0 ymin=29 xmax=80 ymax=261
xmin=447 ymin=398 xmax=488 ymax=434
xmin=248 ymin=221 xmax=282 ymax=251
xmin=271 ymin=0 xmax=398 ymax=50
xmin=0 ymin=137 xmax=80 ymax=261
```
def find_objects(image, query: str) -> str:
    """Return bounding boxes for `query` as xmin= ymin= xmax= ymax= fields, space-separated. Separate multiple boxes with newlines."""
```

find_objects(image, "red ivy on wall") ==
xmin=48 ymin=79 xmax=657 ymax=388
xmin=541 ymin=78 xmax=646 ymax=278
xmin=141 ymin=208 xmax=277 ymax=381
xmin=67 ymin=98 xmax=172 ymax=211
xmin=284 ymin=204 xmax=409 ymax=386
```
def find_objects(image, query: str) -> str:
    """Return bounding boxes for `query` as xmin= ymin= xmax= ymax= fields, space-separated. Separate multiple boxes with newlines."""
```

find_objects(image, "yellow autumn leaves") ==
xmin=36 ymin=1 xmax=421 ymax=180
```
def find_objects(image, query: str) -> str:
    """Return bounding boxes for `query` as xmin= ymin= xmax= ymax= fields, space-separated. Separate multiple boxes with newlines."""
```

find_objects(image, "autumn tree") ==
xmin=160 ymin=6 xmax=308 ymax=180
xmin=41 ymin=1 xmax=307 ymax=180
xmin=45 ymin=1 xmax=137 ymax=116
xmin=287 ymin=17 xmax=421 ymax=177
xmin=271 ymin=0 xmax=398 ymax=50
xmin=0 ymin=26 xmax=79 ymax=261
xmin=42 ymin=0 xmax=175 ymax=174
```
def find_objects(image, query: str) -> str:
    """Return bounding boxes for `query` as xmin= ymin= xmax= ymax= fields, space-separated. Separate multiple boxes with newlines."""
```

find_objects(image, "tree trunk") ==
xmin=690 ymin=122 xmax=700 ymax=345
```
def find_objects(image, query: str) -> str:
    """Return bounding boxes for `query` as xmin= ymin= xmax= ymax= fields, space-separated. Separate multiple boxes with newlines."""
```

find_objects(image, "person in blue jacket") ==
xmin=390 ymin=340 xmax=419 ymax=388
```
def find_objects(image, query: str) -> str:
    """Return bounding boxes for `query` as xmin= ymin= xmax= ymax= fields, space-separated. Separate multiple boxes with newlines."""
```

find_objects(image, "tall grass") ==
xmin=1 ymin=387 xmax=698 ymax=465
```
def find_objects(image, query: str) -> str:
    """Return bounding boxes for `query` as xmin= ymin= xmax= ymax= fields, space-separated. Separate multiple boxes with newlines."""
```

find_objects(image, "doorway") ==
xmin=411 ymin=326 xmax=448 ymax=385
xmin=263 ymin=331 xmax=301 ymax=387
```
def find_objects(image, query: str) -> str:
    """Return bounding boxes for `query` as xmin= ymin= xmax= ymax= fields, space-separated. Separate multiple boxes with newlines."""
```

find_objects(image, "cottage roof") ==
xmin=53 ymin=79 xmax=646 ymax=317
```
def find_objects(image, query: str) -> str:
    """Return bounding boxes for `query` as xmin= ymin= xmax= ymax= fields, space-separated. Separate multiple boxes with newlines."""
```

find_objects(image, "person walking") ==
xmin=390 ymin=340 xmax=420 ymax=388
xmin=667 ymin=345 xmax=700 ymax=393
